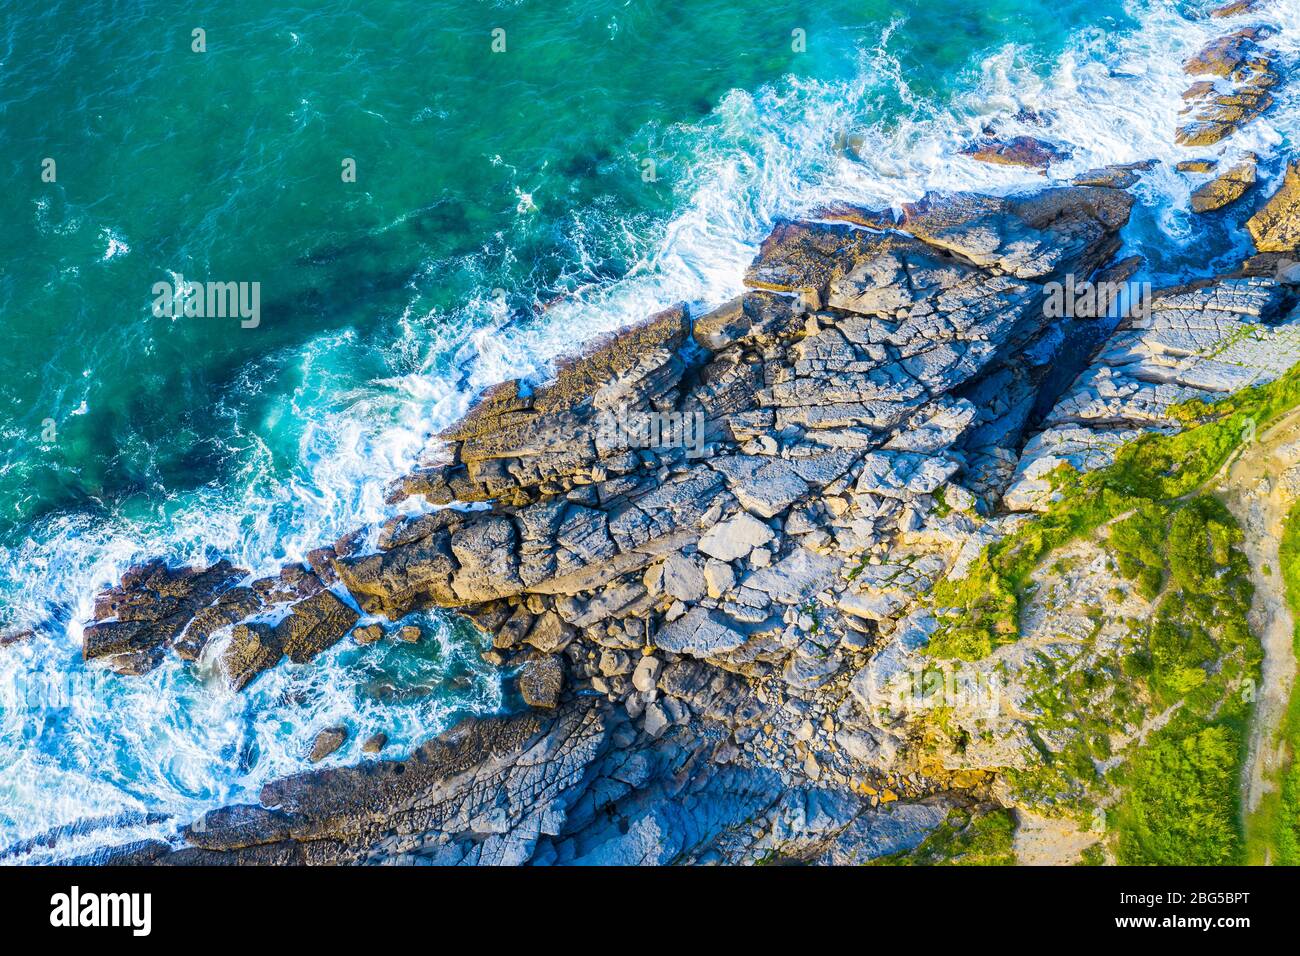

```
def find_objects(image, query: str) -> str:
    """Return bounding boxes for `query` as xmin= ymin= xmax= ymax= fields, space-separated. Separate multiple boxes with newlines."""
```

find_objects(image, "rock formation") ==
xmin=1190 ymin=153 xmax=1258 ymax=212
xmin=44 ymin=9 xmax=1300 ymax=861
xmin=67 ymin=183 xmax=1153 ymax=864
xmin=1177 ymin=25 xmax=1281 ymax=147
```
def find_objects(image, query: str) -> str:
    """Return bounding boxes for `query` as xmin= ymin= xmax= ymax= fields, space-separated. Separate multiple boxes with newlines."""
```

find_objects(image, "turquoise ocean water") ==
xmin=0 ymin=0 xmax=1296 ymax=858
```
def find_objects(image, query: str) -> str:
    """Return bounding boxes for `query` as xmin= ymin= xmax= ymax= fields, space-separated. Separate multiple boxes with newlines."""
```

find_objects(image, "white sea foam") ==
xmin=2 ymin=0 xmax=1297 ymax=853
xmin=100 ymin=228 xmax=130 ymax=260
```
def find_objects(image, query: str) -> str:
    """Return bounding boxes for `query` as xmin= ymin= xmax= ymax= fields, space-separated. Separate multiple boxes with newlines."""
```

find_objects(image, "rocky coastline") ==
xmin=14 ymin=9 xmax=1300 ymax=865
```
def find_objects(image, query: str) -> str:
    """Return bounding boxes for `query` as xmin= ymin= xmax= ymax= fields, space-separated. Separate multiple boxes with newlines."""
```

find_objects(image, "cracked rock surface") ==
xmin=60 ymin=165 xmax=1300 ymax=864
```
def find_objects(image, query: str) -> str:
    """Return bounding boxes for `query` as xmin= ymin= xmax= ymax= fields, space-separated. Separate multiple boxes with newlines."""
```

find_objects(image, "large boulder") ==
xmin=1248 ymin=162 xmax=1300 ymax=252
xmin=517 ymin=656 xmax=565 ymax=709
xmin=1190 ymin=154 xmax=1257 ymax=213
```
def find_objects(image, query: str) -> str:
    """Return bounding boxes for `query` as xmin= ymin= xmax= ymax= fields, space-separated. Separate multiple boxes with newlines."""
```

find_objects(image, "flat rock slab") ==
xmin=654 ymin=607 xmax=748 ymax=658
xmin=960 ymin=136 xmax=1070 ymax=172
xmin=741 ymin=548 xmax=842 ymax=605
xmin=698 ymin=512 xmax=775 ymax=562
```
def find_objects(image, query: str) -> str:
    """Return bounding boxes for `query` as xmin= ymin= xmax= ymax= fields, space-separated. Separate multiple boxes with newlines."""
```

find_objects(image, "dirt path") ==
xmin=1215 ymin=409 xmax=1300 ymax=853
xmin=1014 ymin=809 xmax=1100 ymax=865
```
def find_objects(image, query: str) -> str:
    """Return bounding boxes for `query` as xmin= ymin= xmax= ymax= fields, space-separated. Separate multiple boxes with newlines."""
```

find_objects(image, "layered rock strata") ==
xmin=64 ymin=185 xmax=1145 ymax=864
xmin=53 ymin=120 xmax=1300 ymax=863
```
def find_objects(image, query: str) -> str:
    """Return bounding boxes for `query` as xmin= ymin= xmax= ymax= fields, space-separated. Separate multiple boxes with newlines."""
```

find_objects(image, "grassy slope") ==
xmin=873 ymin=807 xmax=1016 ymax=866
xmin=922 ymin=364 xmax=1300 ymax=863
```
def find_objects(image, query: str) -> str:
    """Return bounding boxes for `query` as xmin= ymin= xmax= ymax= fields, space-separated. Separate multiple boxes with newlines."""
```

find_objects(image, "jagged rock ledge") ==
xmin=48 ymin=145 xmax=1300 ymax=863
xmin=1006 ymin=166 xmax=1300 ymax=510
xmin=59 ymin=182 xmax=1135 ymax=863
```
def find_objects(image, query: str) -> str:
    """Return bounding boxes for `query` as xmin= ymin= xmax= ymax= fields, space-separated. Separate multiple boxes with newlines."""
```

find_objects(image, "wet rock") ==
xmin=959 ymin=135 xmax=1070 ymax=172
xmin=352 ymin=624 xmax=384 ymax=645
xmin=219 ymin=622 xmax=283 ymax=691
xmin=0 ymin=628 xmax=34 ymax=648
xmin=99 ymin=703 xmax=610 ymax=866
xmin=308 ymin=727 xmax=348 ymax=763
xmin=305 ymin=546 xmax=340 ymax=585
xmin=278 ymin=590 xmax=359 ymax=664
xmin=397 ymin=625 xmax=422 ymax=644
xmin=251 ymin=563 xmax=325 ymax=605
xmin=1209 ymin=0 xmax=1264 ymax=15
xmin=83 ymin=559 xmax=245 ymax=674
xmin=1177 ymin=29 xmax=1279 ymax=146
xmin=1068 ymin=160 xmax=1154 ymax=189
xmin=1184 ymin=30 xmax=1271 ymax=78
xmin=362 ymin=733 xmax=388 ymax=755
xmin=1191 ymin=154 xmax=1257 ymax=212
xmin=175 ymin=586 xmax=263 ymax=661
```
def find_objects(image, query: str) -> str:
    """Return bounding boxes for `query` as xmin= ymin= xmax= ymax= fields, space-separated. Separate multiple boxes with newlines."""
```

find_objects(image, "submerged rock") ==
xmin=959 ymin=135 xmax=1070 ymax=172
xmin=0 ymin=628 xmax=34 ymax=648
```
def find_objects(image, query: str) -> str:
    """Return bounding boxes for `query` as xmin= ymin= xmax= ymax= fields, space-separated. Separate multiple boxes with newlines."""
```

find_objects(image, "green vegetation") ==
xmin=916 ymin=365 xmax=1300 ymax=862
xmin=874 ymin=808 xmax=1015 ymax=866
xmin=1109 ymin=503 xmax=1166 ymax=600
xmin=1267 ymin=499 xmax=1300 ymax=864
xmin=1076 ymin=843 xmax=1106 ymax=866
xmin=995 ymin=491 xmax=1258 ymax=854
xmin=1277 ymin=720 xmax=1300 ymax=864
xmin=926 ymin=363 xmax=1300 ymax=661
xmin=1113 ymin=725 xmax=1243 ymax=864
